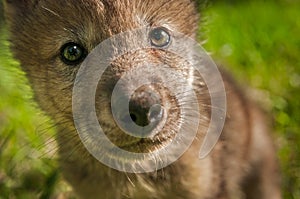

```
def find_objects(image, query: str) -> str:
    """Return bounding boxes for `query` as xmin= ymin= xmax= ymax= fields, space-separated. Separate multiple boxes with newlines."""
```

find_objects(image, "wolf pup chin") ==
xmin=4 ymin=0 xmax=281 ymax=199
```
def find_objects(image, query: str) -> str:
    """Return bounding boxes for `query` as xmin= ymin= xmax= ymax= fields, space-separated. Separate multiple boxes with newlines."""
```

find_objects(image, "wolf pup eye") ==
xmin=60 ymin=42 xmax=87 ymax=65
xmin=149 ymin=27 xmax=171 ymax=48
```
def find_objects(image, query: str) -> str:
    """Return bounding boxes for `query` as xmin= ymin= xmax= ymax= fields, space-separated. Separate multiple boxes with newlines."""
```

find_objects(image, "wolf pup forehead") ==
xmin=5 ymin=0 xmax=199 ymax=55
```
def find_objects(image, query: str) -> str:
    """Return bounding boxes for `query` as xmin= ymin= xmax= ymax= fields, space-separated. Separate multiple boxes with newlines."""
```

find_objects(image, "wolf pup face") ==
xmin=4 ymin=0 xmax=282 ymax=199
xmin=4 ymin=0 xmax=203 ymax=151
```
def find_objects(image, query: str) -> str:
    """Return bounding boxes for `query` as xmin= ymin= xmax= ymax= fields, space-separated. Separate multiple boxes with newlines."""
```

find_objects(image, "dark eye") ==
xmin=149 ymin=27 xmax=171 ymax=48
xmin=60 ymin=42 xmax=87 ymax=65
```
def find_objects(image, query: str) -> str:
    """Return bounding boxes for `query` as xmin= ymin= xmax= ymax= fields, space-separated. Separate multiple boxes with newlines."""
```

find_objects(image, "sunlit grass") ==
xmin=202 ymin=1 xmax=300 ymax=198
xmin=0 ymin=27 xmax=62 ymax=199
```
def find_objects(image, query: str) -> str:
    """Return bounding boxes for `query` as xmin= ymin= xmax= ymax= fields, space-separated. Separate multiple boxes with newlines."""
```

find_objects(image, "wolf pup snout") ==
xmin=127 ymin=88 xmax=163 ymax=128
xmin=113 ymin=85 xmax=164 ymax=137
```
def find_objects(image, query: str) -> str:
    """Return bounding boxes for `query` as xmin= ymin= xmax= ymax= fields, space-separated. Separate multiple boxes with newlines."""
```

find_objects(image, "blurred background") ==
xmin=0 ymin=0 xmax=299 ymax=198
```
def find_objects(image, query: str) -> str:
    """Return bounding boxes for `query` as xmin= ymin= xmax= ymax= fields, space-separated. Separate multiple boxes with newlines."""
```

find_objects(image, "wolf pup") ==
xmin=4 ymin=0 xmax=281 ymax=199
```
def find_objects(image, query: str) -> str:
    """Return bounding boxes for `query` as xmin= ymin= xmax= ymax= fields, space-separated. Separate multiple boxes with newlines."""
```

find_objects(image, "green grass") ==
xmin=202 ymin=1 xmax=300 ymax=198
xmin=0 ymin=0 xmax=299 ymax=198
xmin=0 ymin=28 xmax=64 ymax=198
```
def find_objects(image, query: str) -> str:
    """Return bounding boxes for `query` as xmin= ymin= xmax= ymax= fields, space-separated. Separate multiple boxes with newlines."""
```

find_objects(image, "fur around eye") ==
xmin=60 ymin=42 xmax=87 ymax=65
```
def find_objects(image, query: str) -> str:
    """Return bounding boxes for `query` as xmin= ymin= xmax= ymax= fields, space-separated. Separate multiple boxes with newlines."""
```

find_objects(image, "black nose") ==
xmin=128 ymin=90 xmax=163 ymax=127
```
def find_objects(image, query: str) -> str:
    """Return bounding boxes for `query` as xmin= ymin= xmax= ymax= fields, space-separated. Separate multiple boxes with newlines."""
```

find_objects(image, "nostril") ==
xmin=130 ymin=113 xmax=138 ymax=123
xmin=119 ymin=88 xmax=163 ymax=129
xmin=120 ymin=112 xmax=146 ymax=126
xmin=128 ymin=109 xmax=149 ymax=127
xmin=126 ymin=104 xmax=163 ymax=127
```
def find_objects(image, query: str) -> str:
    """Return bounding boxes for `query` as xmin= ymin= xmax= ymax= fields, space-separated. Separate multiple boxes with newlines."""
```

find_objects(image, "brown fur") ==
xmin=4 ymin=0 xmax=281 ymax=198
